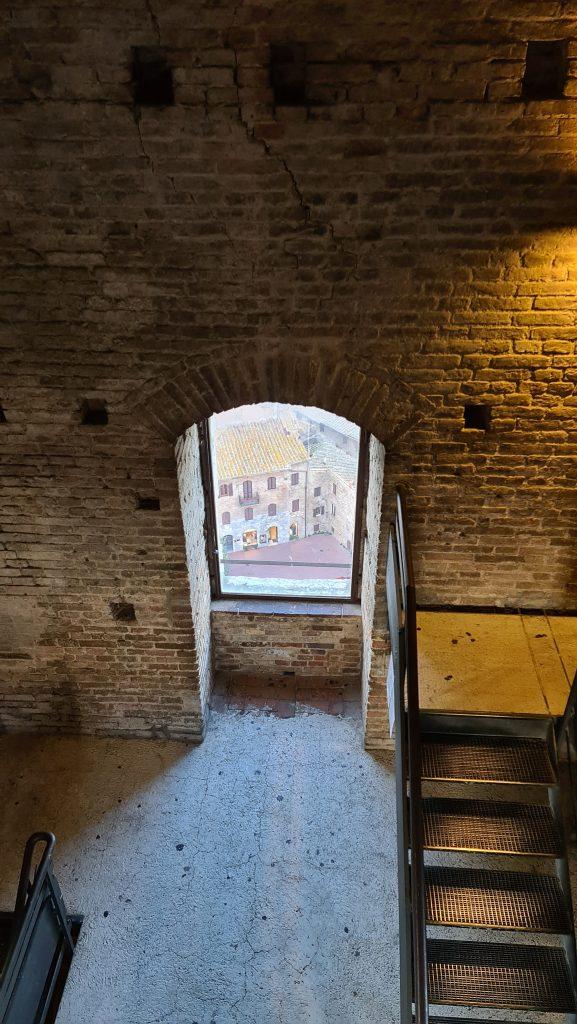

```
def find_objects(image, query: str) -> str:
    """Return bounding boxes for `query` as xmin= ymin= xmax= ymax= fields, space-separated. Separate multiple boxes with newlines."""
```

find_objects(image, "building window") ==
xmin=331 ymin=503 xmax=336 ymax=516
xmin=202 ymin=403 xmax=365 ymax=600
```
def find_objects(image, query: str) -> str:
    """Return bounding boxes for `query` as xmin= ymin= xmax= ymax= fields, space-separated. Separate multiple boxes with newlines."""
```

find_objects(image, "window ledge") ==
xmin=211 ymin=598 xmax=361 ymax=618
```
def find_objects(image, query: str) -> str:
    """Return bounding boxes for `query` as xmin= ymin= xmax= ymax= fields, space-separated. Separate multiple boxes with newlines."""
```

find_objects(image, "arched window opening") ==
xmin=201 ymin=402 xmax=365 ymax=600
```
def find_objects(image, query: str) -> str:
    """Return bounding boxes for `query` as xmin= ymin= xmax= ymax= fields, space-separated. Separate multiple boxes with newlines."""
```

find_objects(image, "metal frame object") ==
xmin=388 ymin=488 xmax=577 ymax=1024
xmin=387 ymin=488 xmax=428 ymax=1024
xmin=0 ymin=832 xmax=81 ymax=1024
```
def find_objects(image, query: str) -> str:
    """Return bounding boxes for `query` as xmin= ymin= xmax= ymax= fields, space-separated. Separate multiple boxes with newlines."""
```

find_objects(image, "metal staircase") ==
xmin=387 ymin=489 xmax=577 ymax=1024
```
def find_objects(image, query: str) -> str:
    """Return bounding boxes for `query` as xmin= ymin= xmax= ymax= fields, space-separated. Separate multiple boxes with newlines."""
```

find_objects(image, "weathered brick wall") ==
xmin=175 ymin=425 xmax=213 ymax=721
xmin=212 ymin=606 xmax=362 ymax=680
xmin=2 ymin=0 xmax=577 ymax=744
xmin=0 ymin=414 xmax=205 ymax=739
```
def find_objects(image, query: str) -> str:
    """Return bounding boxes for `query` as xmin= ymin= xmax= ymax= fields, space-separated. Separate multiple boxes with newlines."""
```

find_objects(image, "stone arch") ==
xmin=125 ymin=341 xmax=433 ymax=748
xmin=126 ymin=341 xmax=433 ymax=447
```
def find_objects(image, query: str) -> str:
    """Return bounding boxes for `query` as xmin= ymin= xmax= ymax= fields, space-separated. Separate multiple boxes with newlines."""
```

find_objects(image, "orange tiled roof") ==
xmin=215 ymin=418 xmax=308 ymax=480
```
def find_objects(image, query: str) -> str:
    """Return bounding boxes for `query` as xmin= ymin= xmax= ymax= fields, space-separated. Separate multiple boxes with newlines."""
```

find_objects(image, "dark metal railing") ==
xmin=221 ymin=558 xmax=352 ymax=569
xmin=387 ymin=489 xmax=429 ymax=1024
xmin=556 ymin=668 xmax=577 ymax=838
xmin=0 ymin=832 xmax=80 ymax=1024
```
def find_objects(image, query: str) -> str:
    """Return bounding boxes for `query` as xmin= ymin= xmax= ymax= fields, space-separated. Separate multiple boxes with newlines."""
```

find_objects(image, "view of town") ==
xmin=209 ymin=403 xmax=361 ymax=599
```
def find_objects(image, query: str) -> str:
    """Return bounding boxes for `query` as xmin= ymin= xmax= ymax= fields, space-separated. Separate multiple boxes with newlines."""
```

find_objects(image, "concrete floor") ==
xmin=0 ymin=693 xmax=398 ymax=1024
xmin=419 ymin=611 xmax=577 ymax=717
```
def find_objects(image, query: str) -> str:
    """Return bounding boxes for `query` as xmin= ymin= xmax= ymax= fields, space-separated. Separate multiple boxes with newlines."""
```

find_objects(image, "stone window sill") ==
xmin=211 ymin=598 xmax=361 ymax=618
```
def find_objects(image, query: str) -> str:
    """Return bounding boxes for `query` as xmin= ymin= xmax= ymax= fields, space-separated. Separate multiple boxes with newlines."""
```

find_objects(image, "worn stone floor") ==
xmin=0 ymin=686 xmax=397 ymax=1024
xmin=419 ymin=611 xmax=577 ymax=717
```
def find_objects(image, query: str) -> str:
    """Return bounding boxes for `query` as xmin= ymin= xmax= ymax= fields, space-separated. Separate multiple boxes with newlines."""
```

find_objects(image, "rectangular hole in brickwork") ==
xmin=81 ymin=398 xmax=108 ymax=425
xmin=270 ymin=43 xmax=307 ymax=106
xmin=137 ymin=496 xmax=161 ymax=510
xmin=110 ymin=601 xmax=136 ymax=622
xmin=132 ymin=46 xmax=174 ymax=107
xmin=464 ymin=403 xmax=491 ymax=431
xmin=0 ymin=403 xmax=6 ymax=423
xmin=522 ymin=40 xmax=568 ymax=99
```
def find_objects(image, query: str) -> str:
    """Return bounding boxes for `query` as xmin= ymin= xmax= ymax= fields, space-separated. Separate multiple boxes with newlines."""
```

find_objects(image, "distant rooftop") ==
xmin=293 ymin=405 xmax=360 ymax=442
xmin=215 ymin=417 xmax=308 ymax=480
xmin=307 ymin=436 xmax=357 ymax=483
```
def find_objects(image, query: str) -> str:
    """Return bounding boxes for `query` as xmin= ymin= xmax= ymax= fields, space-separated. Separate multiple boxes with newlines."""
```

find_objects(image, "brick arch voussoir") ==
xmin=127 ymin=345 xmax=432 ymax=447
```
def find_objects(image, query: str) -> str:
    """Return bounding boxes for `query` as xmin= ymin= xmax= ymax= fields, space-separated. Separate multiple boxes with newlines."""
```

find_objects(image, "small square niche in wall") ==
xmin=137 ymin=496 xmax=160 ymax=510
xmin=132 ymin=46 xmax=174 ymax=107
xmin=270 ymin=43 xmax=307 ymax=106
xmin=522 ymin=40 xmax=568 ymax=100
xmin=81 ymin=398 xmax=108 ymax=425
xmin=464 ymin=403 xmax=491 ymax=431
xmin=110 ymin=601 xmax=136 ymax=622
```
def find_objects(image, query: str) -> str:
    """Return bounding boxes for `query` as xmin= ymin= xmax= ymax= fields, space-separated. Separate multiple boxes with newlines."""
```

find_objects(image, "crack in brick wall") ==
xmin=2 ymin=0 xmax=577 ymax=745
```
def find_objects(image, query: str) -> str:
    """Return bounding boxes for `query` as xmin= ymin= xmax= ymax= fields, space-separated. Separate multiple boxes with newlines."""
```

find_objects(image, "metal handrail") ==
xmin=556 ymin=668 xmax=577 ymax=747
xmin=0 ymin=832 xmax=75 ymax=1023
xmin=556 ymin=668 xmax=577 ymax=843
xmin=14 ymin=831 xmax=55 ymax=920
xmin=220 ymin=557 xmax=352 ymax=569
xmin=394 ymin=488 xmax=429 ymax=1024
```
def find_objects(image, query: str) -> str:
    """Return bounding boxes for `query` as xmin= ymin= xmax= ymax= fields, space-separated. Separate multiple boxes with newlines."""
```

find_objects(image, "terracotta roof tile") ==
xmin=215 ymin=418 xmax=308 ymax=480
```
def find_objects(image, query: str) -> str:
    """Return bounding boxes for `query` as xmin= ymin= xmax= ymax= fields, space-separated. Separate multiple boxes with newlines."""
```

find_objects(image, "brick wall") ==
xmin=0 ymin=414 xmax=205 ymax=739
xmin=2 ymin=0 xmax=577 ymax=746
xmin=212 ymin=606 xmax=362 ymax=681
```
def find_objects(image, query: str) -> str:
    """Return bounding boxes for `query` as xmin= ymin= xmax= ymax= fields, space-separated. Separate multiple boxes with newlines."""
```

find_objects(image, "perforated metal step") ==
xmin=422 ymin=798 xmax=562 ymax=856
xmin=425 ymin=866 xmax=569 ymax=932
xmin=424 ymin=1019 xmax=543 ymax=1024
xmin=427 ymin=939 xmax=576 ymax=1011
xmin=425 ymin=1018 xmax=575 ymax=1024
xmin=422 ymin=734 xmax=556 ymax=785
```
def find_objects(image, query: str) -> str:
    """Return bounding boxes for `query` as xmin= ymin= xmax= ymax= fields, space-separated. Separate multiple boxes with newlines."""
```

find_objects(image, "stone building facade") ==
xmin=306 ymin=439 xmax=358 ymax=552
xmin=213 ymin=409 xmax=360 ymax=562
xmin=213 ymin=417 xmax=310 ymax=552
xmin=2 ymin=0 xmax=577 ymax=746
